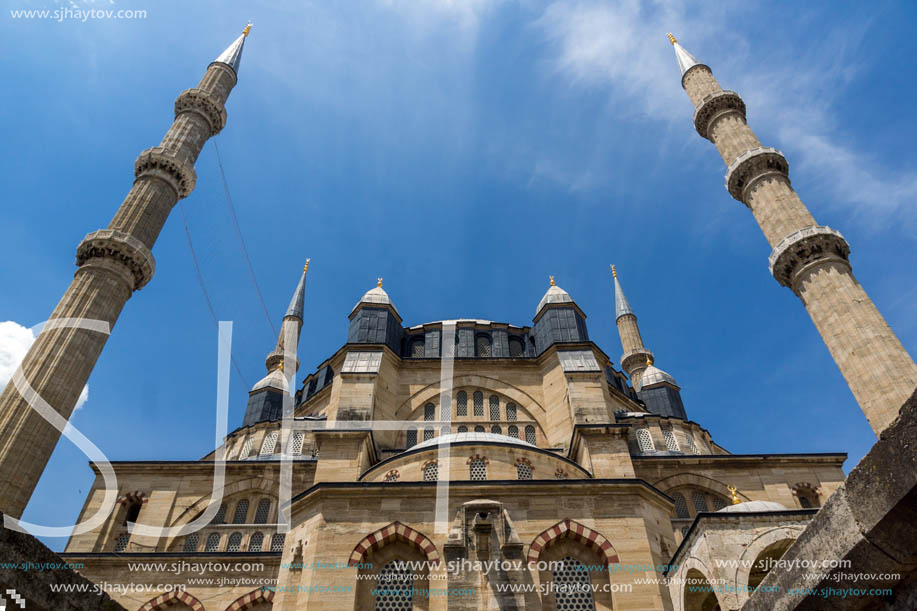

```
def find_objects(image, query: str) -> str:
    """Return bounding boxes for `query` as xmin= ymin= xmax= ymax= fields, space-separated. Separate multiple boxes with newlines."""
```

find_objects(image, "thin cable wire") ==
xmin=213 ymin=140 xmax=277 ymax=338
xmin=179 ymin=202 xmax=251 ymax=389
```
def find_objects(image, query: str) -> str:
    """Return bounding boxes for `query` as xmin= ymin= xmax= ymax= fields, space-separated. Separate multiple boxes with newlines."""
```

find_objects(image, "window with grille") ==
xmin=260 ymin=431 xmax=279 ymax=456
xmin=552 ymin=556 xmax=596 ymax=611
xmin=673 ymin=494 xmax=690 ymax=518
xmin=469 ymin=458 xmax=487 ymax=480
xmin=517 ymin=463 xmax=532 ymax=480
xmin=423 ymin=463 xmax=438 ymax=481
xmin=681 ymin=526 xmax=690 ymax=537
xmin=227 ymin=532 xmax=243 ymax=552
xmin=473 ymin=392 xmax=483 ymax=416
xmin=491 ymin=425 xmax=502 ymax=434
xmin=692 ymin=491 xmax=709 ymax=513
xmin=489 ymin=395 xmax=500 ymax=420
xmin=423 ymin=427 xmax=433 ymax=441
xmin=424 ymin=403 xmax=435 ymax=421
xmin=254 ymin=499 xmax=271 ymax=524
xmin=506 ymin=403 xmax=517 ymax=421
xmin=555 ymin=470 xmax=567 ymax=480
xmin=205 ymin=533 xmax=221 ymax=552
xmin=248 ymin=532 xmax=264 ymax=552
xmin=457 ymin=391 xmax=467 ymax=416
xmin=239 ymin=437 xmax=253 ymax=459
xmin=270 ymin=533 xmax=285 ymax=552
xmin=799 ymin=496 xmax=812 ymax=508
xmin=524 ymin=425 xmax=536 ymax=445
xmin=406 ymin=428 xmax=417 ymax=447
xmin=509 ymin=337 xmax=524 ymax=357
xmin=476 ymin=335 xmax=492 ymax=357
xmin=183 ymin=533 xmax=198 ymax=552
xmin=440 ymin=399 xmax=450 ymax=420
xmin=384 ymin=471 xmax=400 ymax=482
xmin=474 ymin=425 xmax=485 ymax=433
xmin=457 ymin=425 xmax=468 ymax=433
xmin=232 ymin=499 xmax=249 ymax=524
xmin=685 ymin=434 xmax=699 ymax=454
xmin=662 ymin=429 xmax=680 ymax=452
xmin=410 ymin=338 xmax=424 ymax=357
xmin=113 ymin=533 xmax=130 ymax=552
xmin=712 ymin=496 xmax=727 ymax=511
xmin=374 ymin=560 xmax=413 ymax=611
xmin=508 ymin=425 xmax=518 ymax=438
xmin=636 ymin=429 xmax=655 ymax=453
xmin=212 ymin=503 xmax=227 ymax=525
xmin=441 ymin=426 xmax=451 ymax=436
xmin=289 ymin=431 xmax=305 ymax=456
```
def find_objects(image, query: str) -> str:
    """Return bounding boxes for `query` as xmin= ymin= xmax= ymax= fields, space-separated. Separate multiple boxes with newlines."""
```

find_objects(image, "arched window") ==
xmin=474 ymin=425 xmax=485 ymax=433
xmin=423 ymin=462 xmax=438 ymax=481
xmin=712 ymin=496 xmax=727 ymax=511
xmin=555 ymin=469 xmax=568 ymax=480
xmin=552 ymin=556 xmax=596 ymax=611
xmin=270 ymin=533 xmax=285 ymax=552
xmin=469 ymin=458 xmax=487 ymax=481
xmin=410 ymin=337 xmax=424 ymax=358
xmin=123 ymin=500 xmax=142 ymax=525
xmin=227 ymin=532 xmax=243 ymax=552
xmin=516 ymin=463 xmax=532 ymax=480
xmin=406 ymin=427 xmax=417 ymax=447
xmin=248 ymin=531 xmax=264 ymax=552
xmin=441 ymin=426 xmax=451 ymax=436
xmin=796 ymin=488 xmax=820 ymax=508
xmin=662 ymin=428 xmax=680 ymax=452
xmin=476 ymin=334 xmax=492 ymax=357
xmin=508 ymin=337 xmax=524 ymax=357
xmin=524 ymin=425 xmax=536 ymax=445
xmin=211 ymin=503 xmax=227 ymax=525
xmin=424 ymin=403 xmax=435 ymax=421
xmin=506 ymin=403 xmax=517 ymax=421
xmin=239 ymin=437 xmax=253 ymax=459
xmin=183 ymin=533 xmax=198 ymax=552
xmin=508 ymin=425 xmax=518 ymax=438
xmin=254 ymin=499 xmax=271 ymax=524
xmin=636 ymin=429 xmax=655 ymax=453
xmin=232 ymin=499 xmax=249 ymax=524
xmin=799 ymin=496 xmax=812 ymax=508
xmin=289 ymin=431 xmax=305 ymax=456
xmin=441 ymin=399 xmax=450 ymax=420
xmin=384 ymin=470 xmax=400 ymax=482
xmin=489 ymin=395 xmax=500 ymax=420
xmin=457 ymin=425 xmax=468 ymax=433
xmin=673 ymin=493 xmax=690 ymax=519
xmin=457 ymin=391 xmax=467 ymax=416
xmin=374 ymin=559 xmax=413 ymax=611
xmin=113 ymin=533 xmax=130 ymax=552
xmin=491 ymin=425 xmax=502 ymax=435
xmin=260 ymin=431 xmax=279 ymax=456
xmin=692 ymin=491 xmax=709 ymax=513
xmin=473 ymin=391 xmax=484 ymax=416
xmin=423 ymin=427 xmax=434 ymax=441
xmin=205 ymin=532 xmax=221 ymax=552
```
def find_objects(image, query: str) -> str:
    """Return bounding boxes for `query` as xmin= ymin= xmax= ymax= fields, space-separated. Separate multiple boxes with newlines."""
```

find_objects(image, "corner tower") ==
xmin=668 ymin=33 xmax=917 ymax=435
xmin=0 ymin=26 xmax=252 ymax=518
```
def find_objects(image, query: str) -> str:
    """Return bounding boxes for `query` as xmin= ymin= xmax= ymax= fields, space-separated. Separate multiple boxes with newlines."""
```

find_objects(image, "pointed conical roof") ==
xmin=284 ymin=260 xmax=309 ymax=320
xmin=536 ymin=276 xmax=575 ymax=315
xmin=636 ymin=364 xmax=679 ymax=392
xmin=250 ymin=367 xmax=289 ymax=393
xmin=667 ymin=33 xmax=707 ymax=84
xmin=351 ymin=279 xmax=399 ymax=315
xmin=611 ymin=266 xmax=634 ymax=320
xmin=213 ymin=23 xmax=251 ymax=75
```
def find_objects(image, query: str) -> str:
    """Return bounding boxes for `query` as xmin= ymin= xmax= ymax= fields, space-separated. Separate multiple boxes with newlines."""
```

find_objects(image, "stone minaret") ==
xmin=0 ymin=26 xmax=251 ymax=518
xmin=668 ymin=34 xmax=917 ymax=435
xmin=611 ymin=265 xmax=653 ymax=389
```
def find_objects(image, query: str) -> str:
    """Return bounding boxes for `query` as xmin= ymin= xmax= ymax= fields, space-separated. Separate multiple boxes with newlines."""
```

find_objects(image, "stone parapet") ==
xmin=174 ymin=87 xmax=227 ymax=136
xmin=768 ymin=225 xmax=851 ymax=290
xmin=133 ymin=146 xmax=197 ymax=199
xmin=76 ymin=229 xmax=156 ymax=291
xmin=693 ymin=89 xmax=746 ymax=140
xmin=725 ymin=146 xmax=788 ymax=202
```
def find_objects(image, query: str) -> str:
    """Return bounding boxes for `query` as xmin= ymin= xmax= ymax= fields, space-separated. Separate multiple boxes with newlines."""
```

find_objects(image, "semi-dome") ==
xmin=351 ymin=283 xmax=398 ymax=315
xmin=717 ymin=500 xmax=789 ymax=513
xmin=536 ymin=283 xmax=574 ymax=315
xmin=412 ymin=431 xmax=535 ymax=451
xmin=637 ymin=364 xmax=678 ymax=391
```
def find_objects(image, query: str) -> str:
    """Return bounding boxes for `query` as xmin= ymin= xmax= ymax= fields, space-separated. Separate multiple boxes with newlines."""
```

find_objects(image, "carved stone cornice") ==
xmin=693 ymin=90 xmax=745 ymax=140
xmin=76 ymin=229 xmax=156 ymax=290
xmin=134 ymin=147 xmax=196 ymax=199
xmin=768 ymin=226 xmax=851 ymax=290
xmin=174 ymin=88 xmax=227 ymax=136
xmin=725 ymin=147 xmax=789 ymax=203
xmin=621 ymin=349 xmax=653 ymax=374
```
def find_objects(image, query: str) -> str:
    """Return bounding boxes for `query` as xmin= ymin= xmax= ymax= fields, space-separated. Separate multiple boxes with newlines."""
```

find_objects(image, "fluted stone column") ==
xmin=671 ymin=35 xmax=917 ymax=435
xmin=0 ymin=31 xmax=247 ymax=518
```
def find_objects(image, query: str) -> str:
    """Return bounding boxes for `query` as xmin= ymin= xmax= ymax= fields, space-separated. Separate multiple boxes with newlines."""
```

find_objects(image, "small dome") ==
xmin=717 ymin=500 xmax=789 ymax=513
xmin=412 ymin=431 xmax=535 ymax=451
xmin=251 ymin=368 xmax=289 ymax=393
xmin=536 ymin=284 xmax=574 ymax=315
xmin=637 ymin=364 xmax=678 ymax=391
xmin=351 ymin=285 xmax=398 ymax=315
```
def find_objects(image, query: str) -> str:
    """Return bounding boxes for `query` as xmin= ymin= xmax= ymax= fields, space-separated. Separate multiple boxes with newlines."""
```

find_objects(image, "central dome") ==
xmin=412 ymin=431 xmax=535 ymax=451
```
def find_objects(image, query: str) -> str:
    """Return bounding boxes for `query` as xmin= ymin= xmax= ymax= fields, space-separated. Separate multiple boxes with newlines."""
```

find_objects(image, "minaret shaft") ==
xmin=679 ymin=54 xmax=917 ymax=435
xmin=617 ymin=313 xmax=651 ymax=389
xmin=0 ymin=50 xmax=242 ymax=518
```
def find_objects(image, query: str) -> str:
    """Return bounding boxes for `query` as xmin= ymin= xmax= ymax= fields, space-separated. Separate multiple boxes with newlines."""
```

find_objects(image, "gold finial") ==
xmin=377 ymin=277 xmax=383 ymax=288
xmin=549 ymin=275 xmax=555 ymax=286
xmin=276 ymin=361 xmax=284 ymax=372
xmin=243 ymin=22 xmax=252 ymax=37
xmin=611 ymin=264 xmax=617 ymax=279
xmin=666 ymin=33 xmax=677 ymax=45
xmin=303 ymin=258 xmax=310 ymax=274
xmin=728 ymin=485 xmax=741 ymax=505
xmin=646 ymin=355 xmax=654 ymax=367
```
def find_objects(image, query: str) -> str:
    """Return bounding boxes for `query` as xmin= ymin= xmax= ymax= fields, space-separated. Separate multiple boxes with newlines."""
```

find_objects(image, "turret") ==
xmin=347 ymin=278 xmax=404 ymax=354
xmin=532 ymin=276 xmax=589 ymax=355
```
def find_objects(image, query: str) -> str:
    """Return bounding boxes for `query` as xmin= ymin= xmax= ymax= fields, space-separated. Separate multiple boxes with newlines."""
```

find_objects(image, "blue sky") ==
xmin=1 ymin=0 xmax=916 ymax=550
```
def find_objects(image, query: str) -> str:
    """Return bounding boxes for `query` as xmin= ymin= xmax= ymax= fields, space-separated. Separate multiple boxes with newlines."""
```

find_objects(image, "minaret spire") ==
xmin=0 ymin=29 xmax=250 ymax=519
xmin=667 ymin=33 xmax=706 ymax=82
xmin=610 ymin=265 xmax=653 ymax=388
xmin=213 ymin=22 xmax=251 ymax=75
xmin=265 ymin=261 xmax=310 ymax=373
xmin=671 ymin=35 xmax=917 ymax=435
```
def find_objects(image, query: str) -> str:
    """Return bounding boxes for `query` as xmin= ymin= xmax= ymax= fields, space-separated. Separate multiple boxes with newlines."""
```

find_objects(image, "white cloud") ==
xmin=0 ymin=321 xmax=89 ymax=412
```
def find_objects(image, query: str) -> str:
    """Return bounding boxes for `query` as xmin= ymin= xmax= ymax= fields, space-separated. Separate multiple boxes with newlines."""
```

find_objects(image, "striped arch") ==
xmin=527 ymin=519 xmax=619 ymax=567
xmin=138 ymin=590 xmax=204 ymax=611
xmin=348 ymin=521 xmax=440 ymax=567
xmin=225 ymin=588 xmax=274 ymax=610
